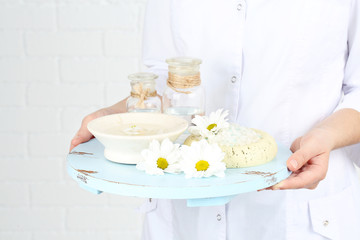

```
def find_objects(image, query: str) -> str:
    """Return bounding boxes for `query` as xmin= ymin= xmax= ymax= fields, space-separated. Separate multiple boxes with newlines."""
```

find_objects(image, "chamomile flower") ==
xmin=136 ymin=138 xmax=181 ymax=175
xmin=180 ymin=139 xmax=226 ymax=178
xmin=189 ymin=109 xmax=229 ymax=139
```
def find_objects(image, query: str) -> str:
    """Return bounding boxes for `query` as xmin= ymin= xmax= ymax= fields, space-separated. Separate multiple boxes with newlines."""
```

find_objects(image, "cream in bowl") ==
xmin=87 ymin=113 xmax=188 ymax=164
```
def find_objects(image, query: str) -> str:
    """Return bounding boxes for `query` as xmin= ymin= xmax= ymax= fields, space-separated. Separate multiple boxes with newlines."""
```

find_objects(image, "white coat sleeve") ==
xmin=338 ymin=0 xmax=360 ymax=167
xmin=337 ymin=0 xmax=360 ymax=112
xmin=142 ymin=0 xmax=178 ymax=95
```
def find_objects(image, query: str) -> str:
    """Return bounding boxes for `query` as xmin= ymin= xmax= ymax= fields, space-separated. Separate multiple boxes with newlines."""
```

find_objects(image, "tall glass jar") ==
xmin=163 ymin=57 xmax=205 ymax=123
xmin=126 ymin=72 xmax=162 ymax=113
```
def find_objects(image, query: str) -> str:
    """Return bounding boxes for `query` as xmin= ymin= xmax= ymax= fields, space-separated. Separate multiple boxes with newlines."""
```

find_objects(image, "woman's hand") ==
xmin=69 ymin=98 xmax=128 ymax=152
xmin=270 ymin=108 xmax=360 ymax=190
xmin=271 ymin=128 xmax=334 ymax=190
xmin=69 ymin=107 xmax=115 ymax=152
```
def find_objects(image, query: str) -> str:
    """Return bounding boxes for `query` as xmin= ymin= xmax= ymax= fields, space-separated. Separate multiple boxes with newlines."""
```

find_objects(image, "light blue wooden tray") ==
xmin=67 ymin=138 xmax=291 ymax=207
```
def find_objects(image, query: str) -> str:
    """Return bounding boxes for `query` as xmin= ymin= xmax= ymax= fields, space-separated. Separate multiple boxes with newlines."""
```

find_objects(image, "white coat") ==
xmin=140 ymin=0 xmax=360 ymax=239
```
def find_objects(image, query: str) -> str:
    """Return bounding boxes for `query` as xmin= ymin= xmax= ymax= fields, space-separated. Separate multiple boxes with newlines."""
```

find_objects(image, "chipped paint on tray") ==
xmin=70 ymin=151 xmax=94 ymax=156
xmin=77 ymin=169 xmax=98 ymax=175
xmin=242 ymin=170 xmax=277 ymax=177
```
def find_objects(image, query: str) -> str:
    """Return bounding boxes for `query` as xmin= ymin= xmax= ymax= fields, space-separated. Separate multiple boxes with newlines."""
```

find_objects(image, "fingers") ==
xmin=290 ymin=136 xmax=301 ymax=153
xmin=68 ymin=106 xmax=122 ymax=152
xmin=69 ymin=132 xmax=94 ymax=152
xmin=69 ymin=115 xmax=95 ymax=152
xmin=264 ymin=130 xmax=332 ymax=191
xmin=257 ymin=186 xmax=272 ymax=192
xmin=271 ymin=153 xmax=329 ymax=190
xmin=286 ymin=138 xmax=324 ymax=172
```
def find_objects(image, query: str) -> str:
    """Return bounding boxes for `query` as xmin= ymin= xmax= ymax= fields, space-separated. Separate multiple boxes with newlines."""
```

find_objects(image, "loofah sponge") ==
xmin=184 ymin=125 xmax=277 ymax=168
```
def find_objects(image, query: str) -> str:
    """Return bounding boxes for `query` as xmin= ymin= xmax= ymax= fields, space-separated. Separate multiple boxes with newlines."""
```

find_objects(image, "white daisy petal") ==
xmin=191 ymin=115 xmax=207 ymax=127
xmin=165 ymin=163 xmax=182 ymax=174
xmin=145 ymin=166 xmax=164 ymax=175
xmin=180 ymin=139 xmax=226 ymax=178
xmin=137 ymin=110 xmax=230 ymax=178
xmin=160 ymin=138 xmax=175 ymax=156
xmin=136 ymin=138 xmax=182 ymax=175
xmin=189 ymin=109 xmax=230 ymax=139
xmin=215 ymin=171 xmax=225 ymax=178
xmin=167 ymin=150 xmax=181 ymax=164
xmin=141 ymin=148 xmax=155 ymax=161
xmin=188 ymin=126 xmax=201 ymax=136
xmin=148 ymin=139 xmax=161 ymax=154
xmin=136 ymin=160 xmax=146 ymax=171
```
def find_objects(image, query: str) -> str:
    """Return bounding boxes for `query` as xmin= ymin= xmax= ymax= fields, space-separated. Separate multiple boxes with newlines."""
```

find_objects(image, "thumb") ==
xmin=69 ymin=116 xmax=94 ymax=152
xmin=70 ymin=128 xmax=93 ymax=151
xmin=286 ymin=142 xmax=319 ymax=172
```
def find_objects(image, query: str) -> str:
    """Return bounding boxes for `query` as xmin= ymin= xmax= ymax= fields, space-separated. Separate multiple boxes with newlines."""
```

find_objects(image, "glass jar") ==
xmin=126 ymin=72 xmax=162 ymax=113
xmin=163 ymin=57 xmax=205 ymax=123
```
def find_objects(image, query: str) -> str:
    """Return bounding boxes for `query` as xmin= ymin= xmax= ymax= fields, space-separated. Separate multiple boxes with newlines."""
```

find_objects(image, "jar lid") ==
xmin=166 ymin=57 xmax=202 ymax=67
xmin=128 ymin=72 xmax=158 ymax=82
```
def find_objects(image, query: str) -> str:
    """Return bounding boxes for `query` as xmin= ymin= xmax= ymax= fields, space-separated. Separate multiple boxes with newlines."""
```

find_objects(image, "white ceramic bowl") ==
xmin=87 ymin=112 xmax=188 ymax=164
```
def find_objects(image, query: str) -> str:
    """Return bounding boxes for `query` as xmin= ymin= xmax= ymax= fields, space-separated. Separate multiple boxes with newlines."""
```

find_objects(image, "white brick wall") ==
xmin=0 ymin=4 xmax=56 ymax=30
xmin=0 ymin=58 xmax=59 ymax=83
xmin=58 ymin=4 xmax=136 ymax=29
xmin=0 ymin=31 xmax=24 ymax=56
xmin=0 ymin=0 xmax=147 ymax=239
xmin=26 ymin=32 xmax=104 ymax=56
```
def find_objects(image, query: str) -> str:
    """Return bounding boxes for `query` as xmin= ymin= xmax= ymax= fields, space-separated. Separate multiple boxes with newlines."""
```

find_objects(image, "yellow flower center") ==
xmin=207 ymin=123 xmax=217 ymax=131
xmin=157 ymin=157 xmax=169 ymax=170
xmin=195 ymin=160 xmax=210 ymax=171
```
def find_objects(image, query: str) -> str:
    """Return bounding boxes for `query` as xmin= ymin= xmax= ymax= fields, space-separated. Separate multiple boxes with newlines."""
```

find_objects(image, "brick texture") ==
xmin=0 ymin=58 xmax=59 ymax=83
xmin=0 ymin=4 xmax=56 ymax=30
xmin=58 ymin=4 xmax=136 ymax=30
xmin=27 ymin=83 xmax=104 ymax=106
xmin=0 ymin=31 xmax=24 ymax=56
xmin=0 ymin=208 xmax=65 ymax=231
xmin=109 ymin=231 xmax=143 ymax=240
xmin=26 ymin=32 xmax=103 ymax=56
xmin=104 ymin=31 xmax=141 ymax=57
xmin=0 ymin=84 xmax=26 ymax=106
xmin=61 ymin=106 xmax=99 ymax=133
xmin=30 ymin=182 xmax=108 ymax=206
xmin=0 ymin=107 xmax=59 ymax=132
xmin=28 ymin=133 xmax=72 ymax=156
xmin=60 ymin=58 xmax=139 ymax=83
xmin=0 ymin=183 xmax=29 ymax=206
xmin=0 ymin=232 xmax=32 ymax=240
xmin=33 ymin=232 xmax=108 ymax=240
xmin=0 ymin=0 xmax=146 ymax=238
xmin=0 ymin=157 xmax=64 ymax=181
xmin=0 ymin=134 xmax=27 ymax=156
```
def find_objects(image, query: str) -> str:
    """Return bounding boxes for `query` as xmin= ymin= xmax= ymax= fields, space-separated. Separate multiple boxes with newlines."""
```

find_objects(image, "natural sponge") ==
xmin=184 ymin=124 xmax=277 ymax=168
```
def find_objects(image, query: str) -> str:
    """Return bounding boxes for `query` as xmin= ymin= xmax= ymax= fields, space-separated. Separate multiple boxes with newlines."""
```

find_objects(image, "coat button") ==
xmin=323 ymin=220 xmax=329 ymax=227
xmin=231 ymin=76 xmax=237 ymax=83
xmin=217 ymin=214 xmax=222 ymax=221
xmin=237 ymin=3 xmax=243 ymax=11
